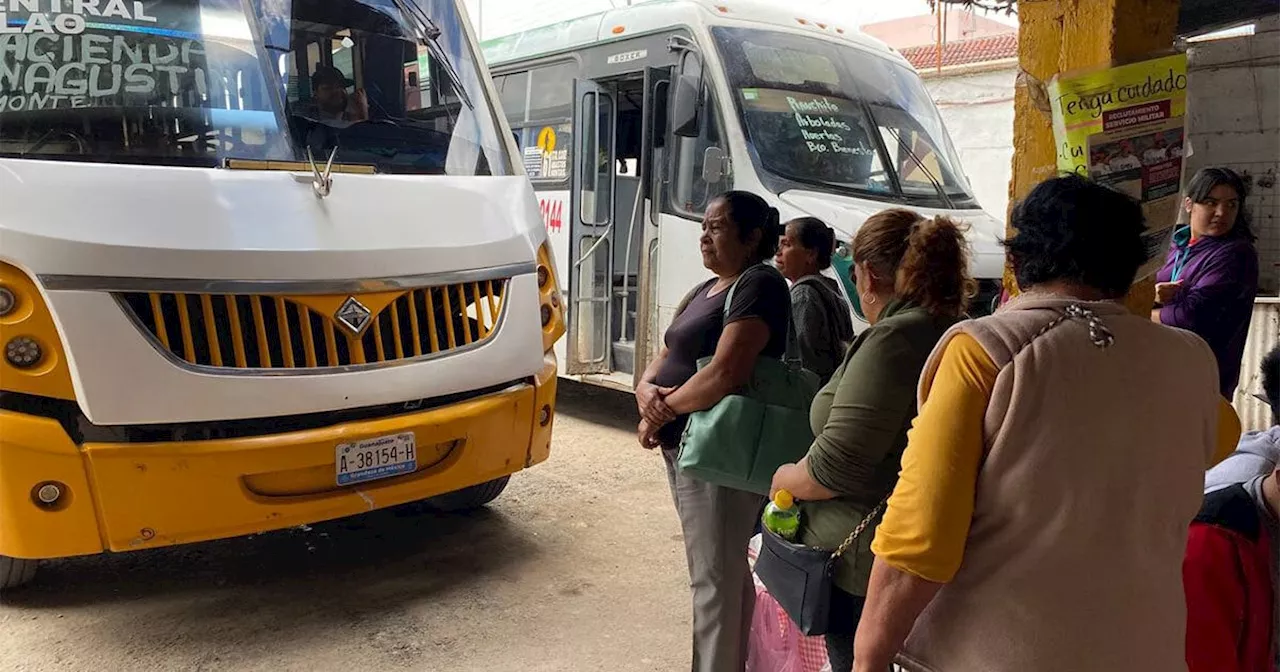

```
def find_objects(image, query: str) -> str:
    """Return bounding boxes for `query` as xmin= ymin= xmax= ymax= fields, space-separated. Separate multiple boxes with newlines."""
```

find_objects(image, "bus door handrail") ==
xmin=618 ymin=177 xmax=644 ymax=343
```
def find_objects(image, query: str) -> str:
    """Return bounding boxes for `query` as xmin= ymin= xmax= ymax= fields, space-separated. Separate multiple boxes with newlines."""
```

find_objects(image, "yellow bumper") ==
xmin=0 ymin=355 xmax=557 ymax=560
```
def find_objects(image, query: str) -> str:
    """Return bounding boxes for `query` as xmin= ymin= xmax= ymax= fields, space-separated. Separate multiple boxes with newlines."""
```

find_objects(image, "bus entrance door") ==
xmin=566 ymin=80 xmax=616 ymax=375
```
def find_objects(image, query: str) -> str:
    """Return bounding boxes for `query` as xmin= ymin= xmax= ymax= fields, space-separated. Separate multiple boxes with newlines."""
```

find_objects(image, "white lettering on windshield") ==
xmin=785 ymin=95 xmax=840 ymax=115
xmin=781 ymin=93 xmax=874 ymax=157
xmin=1 ymin=32 xmax=213 ymax=112
xmin=0 ymin=0 xmax=156 ymax=36
xmin=793 ymin=112 xmax=852 ymax=132
xmin=786 ymin=94 xmax=852 ymax=133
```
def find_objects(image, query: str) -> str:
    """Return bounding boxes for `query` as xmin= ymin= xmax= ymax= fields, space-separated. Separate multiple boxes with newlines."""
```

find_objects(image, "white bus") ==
xmin=482 ymin=0 xmax=1007 ymax=392
xmin=0 ymin=0 xmax=563 ymax=588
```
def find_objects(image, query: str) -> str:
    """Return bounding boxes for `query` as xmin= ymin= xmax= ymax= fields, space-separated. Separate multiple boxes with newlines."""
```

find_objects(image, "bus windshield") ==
xmin=712 ymin=26 xmax=977 ymax=208
xmin=0 ymin=0 xmax=509 ymax=175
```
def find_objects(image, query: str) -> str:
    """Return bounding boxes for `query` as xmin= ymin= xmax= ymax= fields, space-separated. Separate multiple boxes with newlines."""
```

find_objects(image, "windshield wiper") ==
xmin=389 ymin=0 xmax=474 ymax=111
xmin=882 ymin=125 xmax=955 ymax=210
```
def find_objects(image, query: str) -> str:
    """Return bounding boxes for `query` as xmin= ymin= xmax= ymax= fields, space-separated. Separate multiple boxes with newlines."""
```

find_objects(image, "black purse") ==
xmin=754 ymin=498 xmax=887 ymax=636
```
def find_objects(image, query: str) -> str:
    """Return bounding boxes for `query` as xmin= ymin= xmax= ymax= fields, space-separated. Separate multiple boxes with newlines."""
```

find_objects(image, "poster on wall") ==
xmin=1050 ymin=53 xmax=1189 ymax=279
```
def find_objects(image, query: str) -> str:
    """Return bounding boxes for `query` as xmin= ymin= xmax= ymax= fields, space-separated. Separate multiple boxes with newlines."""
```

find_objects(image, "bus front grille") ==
xmin=117 ymin=281 xmax=507 ymax=371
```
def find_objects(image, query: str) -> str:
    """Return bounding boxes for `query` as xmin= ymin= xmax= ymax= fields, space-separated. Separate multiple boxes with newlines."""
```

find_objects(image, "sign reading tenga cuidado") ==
xmin=1050 ymin=54 xmax=1189 ymax=279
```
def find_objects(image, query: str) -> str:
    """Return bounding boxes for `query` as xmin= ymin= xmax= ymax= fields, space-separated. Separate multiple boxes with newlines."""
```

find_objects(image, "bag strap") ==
xmin=830 ymin=495 xmax=889 ymax=562
xmin=720 ymin=264 xmax=757 ymax=321
xmin=722 ymin=265 xmax=803 ymax=368
xmin=673 ymin=283 xmax=703 ymax=321
xmin=791 ymin=275 xmax=849 ymax=347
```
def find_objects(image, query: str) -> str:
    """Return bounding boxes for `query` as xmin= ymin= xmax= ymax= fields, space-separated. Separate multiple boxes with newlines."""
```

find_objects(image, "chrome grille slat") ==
xmin=118 ymin=280 xmax=508 ymax=372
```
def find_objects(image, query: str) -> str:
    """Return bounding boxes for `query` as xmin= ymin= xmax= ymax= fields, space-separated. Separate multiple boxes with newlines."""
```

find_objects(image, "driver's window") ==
xmin=282 ymin=32 xmax=462 ymax=131
xmin=285 ymin=38 xmax=365 ymax=124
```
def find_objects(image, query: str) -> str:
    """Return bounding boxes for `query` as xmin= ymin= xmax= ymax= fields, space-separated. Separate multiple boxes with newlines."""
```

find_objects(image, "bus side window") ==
xmin=494 ymin=72 xmax=531 ymax=126
xmin=666 ymin=88 xmax=725 ymax=218
xmin=498 ymin=62 xmax=575 ymax=185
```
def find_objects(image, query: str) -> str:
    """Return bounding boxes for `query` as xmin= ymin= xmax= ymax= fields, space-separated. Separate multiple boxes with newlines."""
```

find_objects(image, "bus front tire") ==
xmin=0 ymin=556 xmax=37 ymax=591
xmin=427 ymin=476 xmax=510 ymax=512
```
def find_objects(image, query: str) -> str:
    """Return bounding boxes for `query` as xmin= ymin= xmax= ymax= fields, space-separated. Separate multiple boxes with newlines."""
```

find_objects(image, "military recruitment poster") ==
xmin=1049 ymin=53 xmax=1189 ymax=279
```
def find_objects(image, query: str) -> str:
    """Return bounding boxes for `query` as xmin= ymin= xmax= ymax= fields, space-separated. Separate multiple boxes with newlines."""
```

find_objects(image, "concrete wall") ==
xmin=924 ymin=65 xmax=1018 ymax=222
xmin=1185 ymin=18 xmax=1280 ymax=429
xmin=1184 ymin=18 xmax=1280 ymax=294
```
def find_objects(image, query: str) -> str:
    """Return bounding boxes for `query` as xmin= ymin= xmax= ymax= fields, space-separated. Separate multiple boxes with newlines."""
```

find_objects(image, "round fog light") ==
xmin=537 ymin=265 xmax=550 ymax=289
xmin=540 ymin=304 xmax=553 ymax=327
xmin=0 ymin=286 xmax=14 ymax=317
xmin=36 ymin=483 xmax=62 ymax=505
xmin=5 ymin=337 xmax=42 ymax=368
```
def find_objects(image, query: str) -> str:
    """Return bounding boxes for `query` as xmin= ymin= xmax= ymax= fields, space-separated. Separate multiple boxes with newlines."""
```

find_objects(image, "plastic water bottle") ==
xmin=762 ymin=489 xmax=800 ymax=541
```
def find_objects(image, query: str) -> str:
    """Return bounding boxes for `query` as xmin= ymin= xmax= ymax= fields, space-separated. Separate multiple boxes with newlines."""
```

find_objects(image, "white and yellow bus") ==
xmin=482 ymin=0 xmax=1007 ymax=392
xmin=0 ymin=0 xmax=564 ymax=589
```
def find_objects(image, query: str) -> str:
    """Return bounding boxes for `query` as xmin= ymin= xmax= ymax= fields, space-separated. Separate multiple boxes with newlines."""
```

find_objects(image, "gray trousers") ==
xmin=663 ymin=449 xmax=767 ymax=672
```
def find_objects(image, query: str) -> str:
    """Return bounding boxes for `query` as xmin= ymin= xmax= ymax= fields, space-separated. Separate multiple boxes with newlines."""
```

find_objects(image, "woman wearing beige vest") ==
xmin=851 ymin=175 xmax=1242 ymax=672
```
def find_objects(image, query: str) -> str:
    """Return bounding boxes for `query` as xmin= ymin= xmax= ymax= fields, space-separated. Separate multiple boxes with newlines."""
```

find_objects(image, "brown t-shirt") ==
xmin=652 ymin=265 xmax=790 ymax=447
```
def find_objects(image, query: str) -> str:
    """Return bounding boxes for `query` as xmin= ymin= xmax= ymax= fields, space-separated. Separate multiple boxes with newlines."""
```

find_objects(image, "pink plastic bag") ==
xmin=747 ymin=588 xmax=809 ymax=672
xmin=747 ymin=535 xmax=830 ymax=672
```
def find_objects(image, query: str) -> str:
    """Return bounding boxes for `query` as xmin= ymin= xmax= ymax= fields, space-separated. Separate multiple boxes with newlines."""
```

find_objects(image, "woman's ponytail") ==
xmin=895 ymin=216 xmax=976 ymax=319
xmin=760 ymin=206 xmax=782 ymax=261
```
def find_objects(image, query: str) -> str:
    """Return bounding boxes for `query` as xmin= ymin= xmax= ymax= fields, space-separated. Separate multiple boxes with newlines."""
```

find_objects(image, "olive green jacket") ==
xmin=798 ymin=299 xmax=956 ymax=595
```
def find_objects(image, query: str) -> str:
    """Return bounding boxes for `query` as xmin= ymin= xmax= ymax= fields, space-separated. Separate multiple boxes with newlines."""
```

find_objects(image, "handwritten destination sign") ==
xmin=742 ymin=88 xmax=876 ymax=159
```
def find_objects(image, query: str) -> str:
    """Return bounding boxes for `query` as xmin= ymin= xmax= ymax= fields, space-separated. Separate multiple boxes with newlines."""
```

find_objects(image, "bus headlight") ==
xmin=536 ymin=243 xmax=566 ymax=352
xmin=0 ymin=262 xmax=75 ymax=400
xmin=0 ymin=286 xmax=15 ymax=316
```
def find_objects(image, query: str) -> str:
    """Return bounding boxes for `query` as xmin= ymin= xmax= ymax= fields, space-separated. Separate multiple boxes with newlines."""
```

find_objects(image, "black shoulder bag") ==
xmin=754 ymin=497 xmax=887 ymax=636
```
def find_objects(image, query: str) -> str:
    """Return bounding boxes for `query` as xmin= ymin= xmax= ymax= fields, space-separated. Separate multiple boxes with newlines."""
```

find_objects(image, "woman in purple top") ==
xmin=1154 ymin=167 xmax=1259 ymax=398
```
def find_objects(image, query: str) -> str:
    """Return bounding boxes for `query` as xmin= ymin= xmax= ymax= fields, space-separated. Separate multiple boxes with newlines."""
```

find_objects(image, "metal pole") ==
xmin=936 ymin=5 xmax=943 ymax=73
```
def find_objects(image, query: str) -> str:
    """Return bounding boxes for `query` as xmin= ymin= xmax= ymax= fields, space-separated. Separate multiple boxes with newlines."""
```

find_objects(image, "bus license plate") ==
xmin=336 ymin=433 xmax=417 ymax=486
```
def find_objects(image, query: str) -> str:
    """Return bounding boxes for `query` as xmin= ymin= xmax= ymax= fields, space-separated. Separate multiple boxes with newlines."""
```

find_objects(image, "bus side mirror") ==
xmin=702 ymin=146 xmax=727 ymax=184
xmin=671 ymin=73 xmax=701 ymax=138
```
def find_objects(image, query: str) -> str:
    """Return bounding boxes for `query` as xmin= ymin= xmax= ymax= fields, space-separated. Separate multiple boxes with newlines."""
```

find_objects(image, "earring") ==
xmin=866 ymin=294 xmax=877 ymax=306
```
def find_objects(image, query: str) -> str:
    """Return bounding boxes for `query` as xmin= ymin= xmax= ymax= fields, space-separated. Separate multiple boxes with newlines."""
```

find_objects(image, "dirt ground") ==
xmin=0 ymin=382 xmax=692 ymax=672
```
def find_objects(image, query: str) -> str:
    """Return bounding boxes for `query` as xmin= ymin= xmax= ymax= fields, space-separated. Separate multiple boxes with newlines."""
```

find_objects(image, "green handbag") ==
xmin=676 ymin=265 xmax=821 ymax=495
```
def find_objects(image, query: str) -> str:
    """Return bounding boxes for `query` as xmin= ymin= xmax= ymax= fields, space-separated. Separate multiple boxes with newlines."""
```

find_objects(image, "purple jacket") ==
xmin=1156 ymin=225 xmax=1259 ymax=398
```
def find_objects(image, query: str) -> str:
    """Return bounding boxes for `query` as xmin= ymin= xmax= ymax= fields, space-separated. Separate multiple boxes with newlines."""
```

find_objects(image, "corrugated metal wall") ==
xmin=1234 ymin=298 xmax=1279 ymax=431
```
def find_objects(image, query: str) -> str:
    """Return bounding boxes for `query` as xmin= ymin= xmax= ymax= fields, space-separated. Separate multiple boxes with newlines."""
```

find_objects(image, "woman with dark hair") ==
xmin=1154 ymin=167 xmax=1259 ymax=398
xmin=634 ymin=190 xmax=790 ymax=672
xmin=775 ymin=216 xmax=854 ymax=384
xmin=769 ymin=209 xmax=973 ymax=671
xmin=851 ymin=175 xmax=1241 ymax=672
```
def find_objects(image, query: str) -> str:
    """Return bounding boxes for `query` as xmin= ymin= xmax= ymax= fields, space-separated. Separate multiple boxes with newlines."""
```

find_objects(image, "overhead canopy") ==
xmin=1178 ymin=0 xmax=1278 ymax=35
xmin=930 ymin=0 xmax=1279 ymax=37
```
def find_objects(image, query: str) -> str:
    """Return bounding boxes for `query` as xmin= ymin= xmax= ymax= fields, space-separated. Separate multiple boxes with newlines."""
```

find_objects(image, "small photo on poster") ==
xmin=1087 ymin=123 xmax=1184 ymax=203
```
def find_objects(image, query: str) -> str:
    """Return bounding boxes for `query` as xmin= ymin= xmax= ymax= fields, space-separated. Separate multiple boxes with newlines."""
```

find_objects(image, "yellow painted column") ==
xmin=1007 ymin=0 xmax=1181 ymax=315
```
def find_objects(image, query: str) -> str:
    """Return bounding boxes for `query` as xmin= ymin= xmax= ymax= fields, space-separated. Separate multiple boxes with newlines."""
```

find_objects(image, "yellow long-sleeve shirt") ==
xmin=870 ymin=333 xmax=1242 ymax=583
